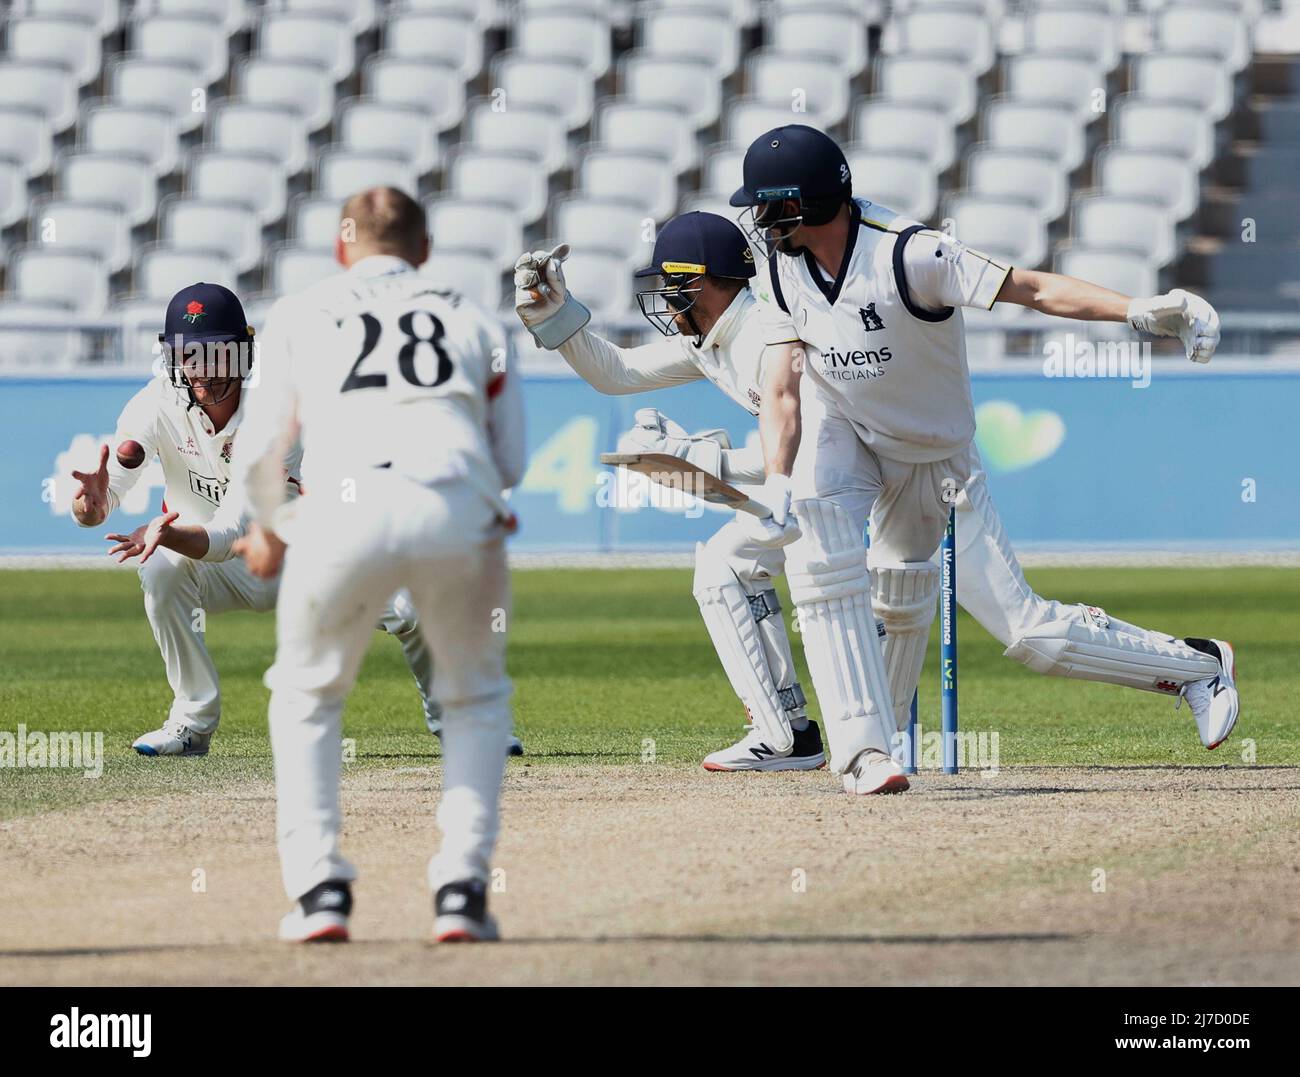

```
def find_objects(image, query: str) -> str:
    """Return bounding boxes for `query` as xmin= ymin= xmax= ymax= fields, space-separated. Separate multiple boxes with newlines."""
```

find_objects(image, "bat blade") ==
xmin=599 ymin=452 xmax=771 ymax=517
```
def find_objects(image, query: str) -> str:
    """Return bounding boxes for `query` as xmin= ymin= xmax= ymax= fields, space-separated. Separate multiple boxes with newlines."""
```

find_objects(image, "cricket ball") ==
xmin=116 ymin=440 xmax=146 ymax=470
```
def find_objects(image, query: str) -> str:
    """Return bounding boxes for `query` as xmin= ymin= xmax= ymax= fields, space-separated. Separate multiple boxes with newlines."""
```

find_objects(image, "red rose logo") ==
xmin=183 ymin=300 xmax=206 ymax=324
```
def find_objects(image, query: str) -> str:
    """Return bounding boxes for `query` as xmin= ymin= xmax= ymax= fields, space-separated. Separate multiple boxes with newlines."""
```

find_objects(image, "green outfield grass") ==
xmin=0 ymin=566 xmax=1294 ymax=818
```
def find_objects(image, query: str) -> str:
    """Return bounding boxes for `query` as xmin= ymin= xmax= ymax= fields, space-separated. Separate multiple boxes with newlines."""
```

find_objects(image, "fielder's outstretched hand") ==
xmin=232 ymin=521 xmax=286 ymax=579
xmin=1127 ymin=289 xmax=1220 ymax=363
xmin=513 ymin=244 xmax=571 ymax=328
xmin=70 ymin=444 xmax=111 ymax=525
xmin=106 ymin=510 xmax=179 ymax=564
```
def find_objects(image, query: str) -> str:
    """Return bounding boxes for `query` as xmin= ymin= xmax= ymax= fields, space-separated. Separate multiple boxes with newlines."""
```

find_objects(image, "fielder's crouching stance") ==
xmin=70 ymin=283 xmax=452 ymax=757
xmin=514 ymin=214 xmax=825 ymax=772
xmin=233 ymin=188 xmax=520 ymax=943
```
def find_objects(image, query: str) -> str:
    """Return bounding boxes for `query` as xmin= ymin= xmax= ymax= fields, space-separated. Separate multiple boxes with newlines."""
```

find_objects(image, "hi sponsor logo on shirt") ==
xmin=1042 ymin=333 xmax=1151 ymax=389
xmin=50 ymin=1007 xmax=151 ymax=1057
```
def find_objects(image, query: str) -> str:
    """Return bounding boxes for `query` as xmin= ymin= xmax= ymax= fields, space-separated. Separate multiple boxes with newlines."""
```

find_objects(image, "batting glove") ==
xmin=618 ymin=408 xmax=732 ymax=478
xmin=513 ymin=244 xmax=590 ymax=349
xmin=1126 ymin=289 xmax=1220 ymax=364
xmin=738 ymin=474 xmax=800 ymax=549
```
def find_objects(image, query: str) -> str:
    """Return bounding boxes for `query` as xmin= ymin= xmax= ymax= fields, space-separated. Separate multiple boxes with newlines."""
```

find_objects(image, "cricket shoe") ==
xmin=434 ymin=879 xmax=499 ymax=942
xmin=842 ymin=748 xmax=910 ymax=795
xmin=132 ymin=718 xmax=211 ymax=757
xmin=1177 ymin=638 xmax=1239 ymax=749
xmin=702 ymin=719 xmax=827 ymax=771
xmin=279 ymin=880 xmax=352 ymax=942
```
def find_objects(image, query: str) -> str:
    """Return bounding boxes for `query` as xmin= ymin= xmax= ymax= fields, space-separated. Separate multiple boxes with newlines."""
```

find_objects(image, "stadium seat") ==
xmin=1055 ymin=247 xmax=1156 ymax=298
xmin=966 ymin=148 xmax=1069 ymax=221
xmin=1131 ymin=53 xmax=1235 ymax=124
xmin=316 ymin=150 xmax=417 ymax=203
xmin=1157 ymin=5 xmax=1253 ymax=74
xmin=8 ymin=246 xmax=109 ymax=314
xmin=8 ymin=15 xmax=103 ymax=88
xmin=726 ymin=102 xmax=826 ymax=152
xmin=210 ymin=101 xmax=310 ymax=178
xmin=1115 ymin=98 xmax=1215 ymax=170
xmin=1004 ymin=53 xmax=1104 ymax=124
xmin=517 ymin=10 xmax=612 ymax=79
xmin=0 ymin=300 xmax=84 ymax=369
xmin=876 ymin=56 xmax=977 ymax=126
xmin=58 ymin=152 xmax=157 ymax=227
xmin=425 ymin=198 xmax=524 ymax=266
xmin=1096 ymin=146 xmax=1200 ymax=221
xmin=446 ymin=149 xmax=550 ymax=226
xmin=420 ymin=249 xmax=504 ymax=311
xmin=160 ymin=198 xmax=262 ymax=275
xmin=237 ymin=57 xmax=335 ymax=133
xmin=983 ymin=100 xmax=1085 ymax=172
xmin=1025 ymin=7 xmax=1121 ymax=73
xmin=258 ymin=12 xmax=355 ymax=85
xmin=579 ymin=149 xmax=678 ymax=223
xmin=744 ymin=51 xmax=851 ymax=129
xmin=363 ymin=56 xmax=466 ymax=133
xmin=945 ymin=195 xmax=1047 ymax=268
xmin=1071 ymin=195 xmax=1177 ymax=268
xmin=132 ymin=15 xmax=230 ymax=86
xmin=0 ymin=105 xmax=54 ymax=179
xmin=553 ymin=196 xmax=657 ymax=263
xmin=0 ymin=159 xmax=24 ymax=230
xmin=136 ymin=245 xmax=236 ymax=302
xmin=269 ymin=246 xmax=338 ymax=297
xmin=491 ymin=54 xmax=596 ymax=132
xmin=289 ymin=196 xmax=343 ymax=248
xmin=80 ymin=102 xmax=178 ymax=177
xmin=0 ymin=60 xmax=79 ymax=134
xmin=699 ymin=146 xmax=744 ymax=200
xmin=132 ymin=0 xmax=251 ymax=35
xmin=384 ymin=11 xmax=484 ymax=80
xmin=108 ymin=58 xmax=207 ymax=134
xmin=883 ymin=9 xmax=995 ymax=74
xmin=30 ymin=198 xmax=132 ymax=275
xmin=466 ymin=101 xmax=569 ymax=175
xmin=188 ymin=150 xmax=287 ymax=226
xmin=598 ymin=102 xmax=699 ymax=175
xmin=337 ymin=100 xmax=439 ymax=178
xmin=767 ymin=7 xmax=869 ymax=78
xmin=23 ymin=0 xmax=121 ymax=36
xmin=622 ymin=54 xmax=720 ymax=131
xmin=855 ymin=101 xmax=956 ymax=173
xmin=560 ymin=248 xmax=634 ymax=318
xmin=280 ymin=0 xmax=374 ymax=35
xmin=844 ymin=148 xmax=938 ymax=222
xmin=641 ymin=7 xmax=740 ymax=79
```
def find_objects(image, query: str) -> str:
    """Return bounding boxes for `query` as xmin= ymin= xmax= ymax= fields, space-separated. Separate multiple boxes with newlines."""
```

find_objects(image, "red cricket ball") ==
xmin=116 ymin=440 xmax=146 ymax=470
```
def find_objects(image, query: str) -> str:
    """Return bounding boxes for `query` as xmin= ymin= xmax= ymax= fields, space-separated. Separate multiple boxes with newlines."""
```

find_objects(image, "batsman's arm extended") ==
xmin=758 ymin=342 xmax=802 ymax=478
xmin=994 ymin=268 xmax=1129 ymax=321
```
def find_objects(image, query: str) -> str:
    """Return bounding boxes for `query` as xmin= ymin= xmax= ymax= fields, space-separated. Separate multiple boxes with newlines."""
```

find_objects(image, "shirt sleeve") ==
xmin=556 ymin=328 xmax=702 ymax=395
xmin=91 ymin=383 xmax=162 ymax=524
xmin=899 ymin=229 xmax=1012 ymax=312
xmin=751 ymin=261 xmax=800 ymax=346
xmin=484 ymin=318 xmax=526 ymax=491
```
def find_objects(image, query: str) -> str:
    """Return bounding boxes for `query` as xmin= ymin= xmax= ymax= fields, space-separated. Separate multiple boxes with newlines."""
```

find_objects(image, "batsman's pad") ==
xmin=1005 ymin=606 xmax=1220 ymax=694
xmin=872 ymin=561 xmax=940 ymax=732
xmin=784 ymin=498 xmax=896 ymax=773
xmin=693 ymin=540 xmax=804 ymax=753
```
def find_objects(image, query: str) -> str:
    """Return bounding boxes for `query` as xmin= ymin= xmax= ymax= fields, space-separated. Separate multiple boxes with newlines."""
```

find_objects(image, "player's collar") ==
xmin=800 ymin=203 xmax=862 ymax=307
xmin=348 ymin=255 xmax=414 ymax=279
xmin=695 ymin=288 xmax=753 ymax=352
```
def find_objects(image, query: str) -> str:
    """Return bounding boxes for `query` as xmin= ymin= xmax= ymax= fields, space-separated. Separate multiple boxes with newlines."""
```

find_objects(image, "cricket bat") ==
xmin=599 ymin=452 xmax=773 ymax=517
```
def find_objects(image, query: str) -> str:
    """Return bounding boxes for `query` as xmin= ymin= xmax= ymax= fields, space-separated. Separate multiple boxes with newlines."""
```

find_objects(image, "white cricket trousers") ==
xmin=267 ymin=471 xmax=513 ymax=902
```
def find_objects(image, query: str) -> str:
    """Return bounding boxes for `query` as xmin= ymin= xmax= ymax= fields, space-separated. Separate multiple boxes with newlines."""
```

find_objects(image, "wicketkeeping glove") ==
xmin=617 ymin=407 xmax=732 ymax=478
xmin=1126 ymin=289 xmax=1220 ymax=364
xmin=513 ymin=243 xmax=591 ymax=349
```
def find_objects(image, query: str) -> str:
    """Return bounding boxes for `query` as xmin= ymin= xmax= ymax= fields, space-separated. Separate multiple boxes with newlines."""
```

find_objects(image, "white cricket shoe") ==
xmin=1178 ymin=638 xmax=1240 ymax=749
xmin=702 ymin=719 xmax=827 ymax=771
xmin=842 ymin=748 xmax=910 ymax=795
xmin=279 ymin=881 xmax=351 ymax=943
xmin=132 ymin=718 xmax=211 ymax=757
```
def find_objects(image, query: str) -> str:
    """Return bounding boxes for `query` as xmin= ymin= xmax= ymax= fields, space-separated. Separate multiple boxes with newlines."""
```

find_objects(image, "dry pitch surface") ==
xmin=3 ymin=762 xmax=1297 ymax=986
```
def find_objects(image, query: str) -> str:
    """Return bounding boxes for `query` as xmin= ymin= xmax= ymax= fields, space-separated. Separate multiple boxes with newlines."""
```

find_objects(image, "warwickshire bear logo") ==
xmin=859 ymin=304 xmax=885 ymax=332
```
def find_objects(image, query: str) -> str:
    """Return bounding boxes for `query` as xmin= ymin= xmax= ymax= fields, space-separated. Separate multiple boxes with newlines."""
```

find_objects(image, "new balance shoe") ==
xmin=1178 ymin=638 xmax=1240 ymax=749
xmin=434 ymin=879 xmax=499 ymax=942
xmin=132 ymin=718 xmax=211 ymax=757
xmin=702 ymin=719 xmax=827 ymax=771
xmin=842 ymin=748 xmax=910 ymax=795
xmin=279 ymin=880 xmax=352 ymax=943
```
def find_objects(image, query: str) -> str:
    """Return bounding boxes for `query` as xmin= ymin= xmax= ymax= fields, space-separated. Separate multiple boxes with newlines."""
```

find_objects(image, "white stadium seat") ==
xmin=699 ymin=146 xmax=744 ymax=199
xmin=1071 ymin=195 xmax=1177 ymax=268
xmin=421 ymin=249 xmax=504 ymax=311
xmin=1131 ymin=53 xmax=1234 ymax=123
xmin=983 ymin=100 xmax=1085 ymax=172
xmin=579 ymin=150 xmax=678 ymax=223
xmin=58 ymin=152 xmax=157 ymax=226
xmin=966 ymin=148 xmax=1069 ymax=221
xmin=133 ymin=15 xmax=230 ymax=86
xmin=108 ymin=58 xmax=207 ymax=134
xmin=598 ymin=102 xmax=699 ymax=174
xmin=0 ymin=105 xmax=54 ymax=179
xmin=0 ymin=60 xmax=79 ymax=134
xmin=1055 ymin=247 xmax=1156 ymax=299
xmin=446 ymin=150 xmax=550 ymax=226
xmin=1025 ymin=8 xmax=1121 ymax=73
xmin=161 ymin=198 xmax=262 ymax=275
xmin=237 ymin=57 xmax=335 ymax=133
xmin=560 ymin=248 xmax=634 ymax=318
xmin=855 ymin=101 xmax=956 ymax=173
xmin=844 ymin=148 xmax=938 ymax=222
xmin=876 ymin=56 xmax=977 ymax=125
xmin=491 ymin=54 xmax=595 ymax=132
xmin=210 ymin=102 xmax=309 ymax=177
xmin=945 ymin=195 xmax=1047 ymax=269
xmin=883 ymin=10 xmax=995 ymax=74
xmin=136 ymin=245 xmax=235 ymax=302
xmin=1096 ymin=146 xmax=1200 ymax=221
xmin=384 ymin=12 xmax=484 ymax=80
xmin=132 ymin=0 xmax=251 ymax=35
xmin=641 ymin=8 xmax=740 ymax=79
xmin=337 ymin=100 xmax=439 ymax=178
xmin=281 ymin=0 xmax=374 ymax=35
xmin=1157 ymin=5 xmax=1252 ymax=73
xmin=9 ymin=246 xmax=109 ymax=314
xmin=0 ymin=300 xmax=85 ymax=369
xmin=727 ymin=102 xmax=825 ymax=151
xmin=767 ymin=8 xmax=868 ymax=78
xmin=316 ymin=150 xmax=417 ymax=203
xmin=1115 ymin=98 xmax=1215 ymax=170
xmin=289 ymin=196 xmax=343 ymax=248
xmin=80 ymin=102 xmax=178 ymax=177
xmin=0 ymin=159 xmax=25 ymax=230
xmin=30 ymin=198 xmax=132 ymax=274
xmin=188 ymin=150 xmax=287 ymax=226
xmin=8 ymin=15 xmax=103 ymax=88
xmin=1004 ymin=53 xmax=1105 ymax=124
xmin=363 ymin=57 xmax=466 ymax=133
xmin=744 ymin=51 xmax=851 ymax=128
xmin=517 ymin=11 xmax=611 ymax=79
xmin=553 ymin=196 xmax=656 ymax=263
xmin=24 ymin=0 xmax=121 ymax=36
xmin=258 ymin=13 xmax=354 ymax=84
xmin=269 ymin=246 xmax=338 ymax=297
xmin=426 ymin=198 xmax=523 ymax=266
xmin=467 ymin=101 xmax=568 ymax=175
xmin=620 ymin=54 xmax=721 ymax=130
